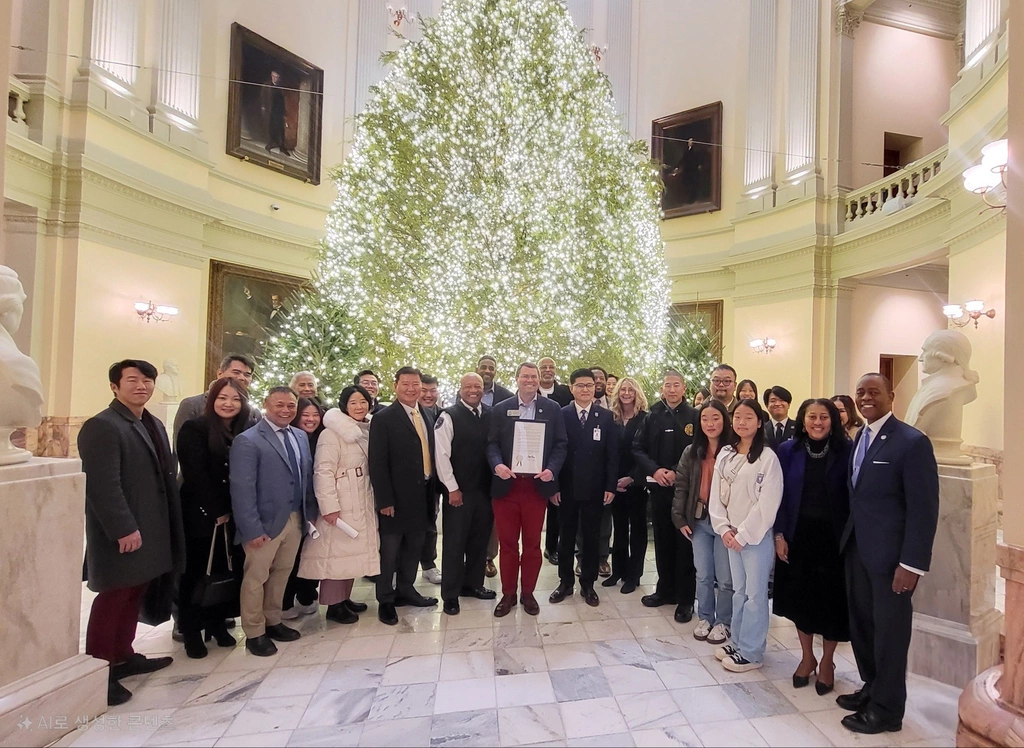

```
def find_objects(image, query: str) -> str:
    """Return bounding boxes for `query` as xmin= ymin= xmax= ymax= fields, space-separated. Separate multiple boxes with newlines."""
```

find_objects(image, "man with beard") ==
xmin=710 ymin=364 xmax=739 ymax=413
xmin=591 ymin=366 xmax=610 ymax=410
xmin=477 ymin=355 xmax=514 ymax=408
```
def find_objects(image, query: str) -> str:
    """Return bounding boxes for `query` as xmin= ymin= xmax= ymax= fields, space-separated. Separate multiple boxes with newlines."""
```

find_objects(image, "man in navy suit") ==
xmin=763 ymin=385 xmax=796 ymax=450
xmin=487 ymin=361 xmax=568 ymax=617
xmin=549 ymin=369 xmax=619 ymax=607
xmin=231 ymin=386 xmax=318 ymax=657
xmin=836 ymin=373 xmax=939 ymax=734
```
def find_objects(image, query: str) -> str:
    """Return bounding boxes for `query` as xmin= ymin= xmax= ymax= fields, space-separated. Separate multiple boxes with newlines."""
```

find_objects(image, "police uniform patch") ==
xmin=684 ymin=423 xmax=694 ymax=436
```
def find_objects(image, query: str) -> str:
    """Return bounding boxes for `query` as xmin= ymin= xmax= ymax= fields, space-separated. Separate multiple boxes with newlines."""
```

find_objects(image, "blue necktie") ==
xmin=852 ymin=425 xmax=870 ymax=486
xmin=281 ymin=428 xmax=303 ymax=510
xmin=580 ymin=409 xmax=588 ymax=427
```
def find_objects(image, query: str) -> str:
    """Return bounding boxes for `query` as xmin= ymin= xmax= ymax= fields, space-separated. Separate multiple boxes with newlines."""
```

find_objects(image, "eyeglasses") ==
xmin=711 ymin=378 xmax=734 ymax=386
xmin=572 ymin=383 xmax=595 ymax=390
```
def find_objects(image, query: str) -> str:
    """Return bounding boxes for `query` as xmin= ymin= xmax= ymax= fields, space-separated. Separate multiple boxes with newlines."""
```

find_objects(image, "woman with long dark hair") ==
xmin=693 ymin=388 xmax=711 ymax=408
xmin=830 ymin=394 xmax=864 ymax=440
xmin=673 ymin=399 xmax=734 ymax=645
xmin=175 ymin=377 xmax=249 ymax=658
xmin=773 ymin=398 xmax=851 ymax=695
xmin=709 ymin=399 xmax=783 ymax=673
xmin=737 ymin=379 xmax=758 ymax=404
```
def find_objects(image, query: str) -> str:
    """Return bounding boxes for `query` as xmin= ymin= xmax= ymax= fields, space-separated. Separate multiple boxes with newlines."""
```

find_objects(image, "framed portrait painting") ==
xmin=205 ymin=261 xmax=307 ymax=386
xmin=226 ymin=23 xmax=324 ymax=184
xmin=652 ymin=102 xmax=723 ymax=219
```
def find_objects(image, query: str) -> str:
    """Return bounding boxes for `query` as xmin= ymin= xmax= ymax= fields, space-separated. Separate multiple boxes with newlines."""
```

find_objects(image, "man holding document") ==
xmin=487 ymin=362 xmax=568 ymax=617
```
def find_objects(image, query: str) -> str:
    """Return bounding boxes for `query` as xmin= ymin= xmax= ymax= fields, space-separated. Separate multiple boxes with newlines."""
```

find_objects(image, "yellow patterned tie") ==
xmin=411 ymin=408 xmax=432 ymax=476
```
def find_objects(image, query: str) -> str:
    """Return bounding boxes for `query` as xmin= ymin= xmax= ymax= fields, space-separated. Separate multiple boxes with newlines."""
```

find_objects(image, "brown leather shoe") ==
xmin=485 ymin=560 xmax=497 ymax=578
xmin=521 ymin=593 xmax=540 ymax=615
xmin=494 ymin=594 xmax=517 ymax=617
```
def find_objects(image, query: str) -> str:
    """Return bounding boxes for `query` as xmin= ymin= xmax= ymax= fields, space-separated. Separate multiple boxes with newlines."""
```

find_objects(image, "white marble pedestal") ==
xmin=0 ymin=459 xmax=106 ymax=746
xmin=910 ymin=463 xmax=1002 ymax=688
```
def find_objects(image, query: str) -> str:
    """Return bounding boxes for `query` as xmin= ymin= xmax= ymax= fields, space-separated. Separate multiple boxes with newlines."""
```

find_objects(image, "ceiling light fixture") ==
xmin=134 ymin=300 xmax=179 ymax=323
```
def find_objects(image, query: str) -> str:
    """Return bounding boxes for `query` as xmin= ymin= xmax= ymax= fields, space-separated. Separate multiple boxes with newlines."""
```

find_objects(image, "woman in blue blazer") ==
xmin=773 ymin=398 xmax=851 ymax=696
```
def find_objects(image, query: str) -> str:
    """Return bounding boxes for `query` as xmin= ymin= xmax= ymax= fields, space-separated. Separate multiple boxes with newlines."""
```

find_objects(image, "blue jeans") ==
xmin=728 ymin=530 xmax=774 ymax=663
xmin=691 ymin=516 xmax=732 ymax=627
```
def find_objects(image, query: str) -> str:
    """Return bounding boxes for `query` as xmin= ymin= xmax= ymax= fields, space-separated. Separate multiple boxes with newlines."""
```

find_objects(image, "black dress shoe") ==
xmin=836 ymin=688 xmax=871 ymax=712
xmin=111 ymin=653 xmax=173 ymax=680
xmin=326 ymin=603 xmax=359 ymax=624
xmin=107 ymin=676 xmax=132 ymax=706
xmin=621 ymin=580 xmax=637 ymax=594
xmin=205 ymin=626 xmax=237 ymax=648
xmin=549 ymin=583 xmax=573 ymax=604
xmin=548 ymin=552 xmax=559 ymax=565
xmin=265 ymin=623 xmax=301 ymax=642
xmin=582 ymin=587 xmax=600 ymax=607
xmin=395 ymin=594 xmax=439 ymax=607
xmin=183 ymin=633 xmax=208 ymax=659
xmin=225 ymin=618 xmax=237 ymax=629
xmin=674 ymin=604 xmax=694 ymax=623
xmin=601 ymin=576 xmax=619 ymax=588
xmin=841 ymin=709 xmax=902 ymax=735
xmin=641 ymin=593 xmax=674 ymax=608
xmin=245 ymin=635 xmax=278 ymax=657
xmin=343 ymin=599 xmax=369 ymax=613
xmin=379 ymin=602 xmax=399 ymax=625
xmin=460 ymin=586 xmax=497 ymax=600
xmin=443 ymin=599 xmax=461 ymax=615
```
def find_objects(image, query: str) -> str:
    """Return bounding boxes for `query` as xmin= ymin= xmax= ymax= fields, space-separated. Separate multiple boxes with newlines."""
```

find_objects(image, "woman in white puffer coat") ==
xmin=299 ymin=385 xmax=380 ymax=624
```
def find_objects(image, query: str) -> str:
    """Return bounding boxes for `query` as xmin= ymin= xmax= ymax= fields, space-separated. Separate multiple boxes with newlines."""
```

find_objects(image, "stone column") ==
xmin=964 ymin=0 xmax=1002 ymax=64
xmin=743 ymin=0 xmax=777 ymax=189
xmin=85 ymin=0 xmax=142 ymax=89
xmin=957 ymin=1 xmax=1024 ymax=744
xmin=155 ymin=0 xmax=201 ymax=123
xmin=784 ymin=0 xmax=818 ymax=176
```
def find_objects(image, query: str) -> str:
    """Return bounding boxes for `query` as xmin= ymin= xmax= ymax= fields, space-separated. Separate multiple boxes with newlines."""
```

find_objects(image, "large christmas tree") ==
xmin=280 ymin=0 xmax=669 ymax=390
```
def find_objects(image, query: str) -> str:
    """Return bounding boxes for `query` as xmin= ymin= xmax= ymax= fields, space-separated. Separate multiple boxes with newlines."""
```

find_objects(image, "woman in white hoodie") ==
xmin=709 ymin=398 xmax=784 ymax=673
xmin=299 ymin=385 xmax=380 ymax=624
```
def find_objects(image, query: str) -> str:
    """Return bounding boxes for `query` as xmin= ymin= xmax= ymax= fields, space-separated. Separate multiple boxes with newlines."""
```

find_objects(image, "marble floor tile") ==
xmin=318 ymin=659 xmax=386 ymax=692
xmin=699 ymin=654 xmax=767 ymax=685
xmin=349 ymin=617 xmax=404 ymax=638
xmin=591 ymin=639 xmax=650 ymax=667
xmin=213 ymin=646 xmax=271 ymax=672
xmin=382 ymin=654 xmax=444 ymax=685
xmin=539 ymin=622 xmax=590 ymax=645
xmin=335 ymin=634 xmax=395 ymax=661
xmin=494 ymin=625 xmax=544 ymax=648
xmin=391 ymin=632 xmax=446 ymax=657
xmin=652 ymin=659 xmax=716 ymax=690
xmin=440 ymin=651 xmax=495 ymax=681
xmin=549 ymin=667 xmax=613 ymax=702
xmin=772 ymin=676 xmax=852 ymax=713
xmin=443 ymin=627 xmax=494 ymax=652
xmin=298 ymin=687 xmax=377 ymax=728
xmin=557 ymin=697 xmax=627 ymax=739
xmin=143 ymin=702 xmax=245 ymax=746
xmin=273 ymin=640 xmax=342 ymax=668
xmin=222 ymin=694 xmax=311 ymax=736
xmin=433 ymin=677 xmax=498 ymax=714
xmin=495 ymin=672 xmax=556 ymax=707
xmin=495 ymin=646 xmax=548 ymax=676
xmin=615 ymin=691 xmax=688 ymax=730
xmin=581 ymin=619 xmax=633 ymax=641
xmin=670 ymin=684 xmax=744 ymax=724
xmin=444 ymin=610 xmax=498 ymax=630
xmin=397 ymin=612 xmax=445 ymax=634
xmin=64 ymin=708 xmax=175 ymax=748
xmin=159 ymin=648 xmax=233 ymax=677
xmin=690 ymin=718 xmax=769 ymax=747
xmin=723 ymin=680 xmax=800 ymax=719
xmin=623 ymin=616 xmax=677 ymax=639
xmin=286 ymin=724 xmax=363 ymax=746
xmin=565 ymin=733 xmax=633 ymax=747
xmin=574 ymin=601 xmax=623 ymax=621
xmin=497 ymin=704 xmax=565 ymax=746
xmin=603 ymin=663 xmax=665 ymax=695
xmin=429 ymin=708 xmax=499 ymax=747
xmin=749 ymin=713 xmax=833 ymax=747
xmin=629 ymin=726 xmax=702 ymax=746
xmin=544 ymin=642 xmax=598 ymax=670
xmin=185 ymin=668 xmax=269 ymax=706
xmin=252 ymin=665 xmax=327 ymax=699
xmin=804 ymin=707 xmax=922 ymax=747
xmin=216 ymin=731 xmax=294 ymax=747
xmin=356 ymin=716 xmax=432 ymax=747
xmin=636 ymin=636 xmax=697 ymax=663
xmin=119 ymin=673 xmax=208 ymax=713
xmin=758 ymin=650 xmax=800 ymax=682
xmin=367 ymin=683 xmax=437 ymax=721
xmin=614 ymin=600 xmax=660 ymax=618
xmin=534 ymin=604 xmax=580 ymax=623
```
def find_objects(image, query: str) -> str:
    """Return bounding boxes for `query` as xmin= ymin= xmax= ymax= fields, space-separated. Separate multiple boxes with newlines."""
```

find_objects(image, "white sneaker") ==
xmin=714 ymin=644 xmax=738 ymax=661
xmin=707 ymin=623 xmax=730 ymax=645
xmin=296 ymin=601 xmax=319 ymax=616
xmin=692 ymin=620 xmax=712 ymax=641
xmin=722 ymin=653 xmax=763 ymax=673
xmin=422 ymin=568 xmax=442 ymax=585
xmin=281 ymin=607 xmax=301 ymax=620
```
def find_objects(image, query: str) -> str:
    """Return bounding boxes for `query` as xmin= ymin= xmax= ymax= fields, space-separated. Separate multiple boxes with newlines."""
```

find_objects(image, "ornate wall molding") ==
xmin=835 ymin=1 xmax=864 ymax=37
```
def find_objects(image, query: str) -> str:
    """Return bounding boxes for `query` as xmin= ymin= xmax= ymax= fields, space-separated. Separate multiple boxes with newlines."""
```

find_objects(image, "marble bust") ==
xmin=156 ymin=358 xmax=182 ymax=402
xmin=0 ymin=266 xmax=44 ymax=465
xmin=905 ymin=329 xmax=979 ymax=465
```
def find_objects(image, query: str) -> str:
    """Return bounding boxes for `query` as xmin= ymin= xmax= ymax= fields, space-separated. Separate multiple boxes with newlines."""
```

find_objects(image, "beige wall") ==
xmin=731 ymin=296 xmax=815 ymax=408
xmin=851 ymin=21 xmax=957 ymax=189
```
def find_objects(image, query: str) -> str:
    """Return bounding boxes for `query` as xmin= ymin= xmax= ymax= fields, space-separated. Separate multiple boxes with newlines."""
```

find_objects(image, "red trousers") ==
xmin=492 ymin=477 xmax=548 ymax=596
xmin=85 ymin=583 xmax=146 ymax=665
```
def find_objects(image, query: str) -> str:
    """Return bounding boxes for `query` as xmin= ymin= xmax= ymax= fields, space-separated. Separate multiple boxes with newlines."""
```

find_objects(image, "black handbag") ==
xmin=191 ymin=524 xmax=239 ymax=609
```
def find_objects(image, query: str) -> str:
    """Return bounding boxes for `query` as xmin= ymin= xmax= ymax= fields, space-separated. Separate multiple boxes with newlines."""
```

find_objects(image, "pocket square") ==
xmin=872 ymin=460 xmax=889 ymax=465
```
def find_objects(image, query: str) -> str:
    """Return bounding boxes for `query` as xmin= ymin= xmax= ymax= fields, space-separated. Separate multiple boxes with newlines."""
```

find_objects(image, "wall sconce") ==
xmin=962 ymin=138 xmax=1007 ymax=211
xmin=943 ymin=300 xmax=996 ymax=329
xmin=134 ymin=301 xmax=179 ymax=323
xmin=749 ymin=336 xmax=777 ymax=354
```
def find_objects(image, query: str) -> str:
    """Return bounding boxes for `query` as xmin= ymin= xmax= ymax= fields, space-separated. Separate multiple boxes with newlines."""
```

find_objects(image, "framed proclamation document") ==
xmin=512 ymin=422 xmax=546 ymax=474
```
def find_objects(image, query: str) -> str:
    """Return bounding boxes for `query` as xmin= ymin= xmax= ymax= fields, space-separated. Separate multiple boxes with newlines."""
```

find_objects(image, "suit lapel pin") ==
xmin=880 ymin=435 xmax=887 ymax=440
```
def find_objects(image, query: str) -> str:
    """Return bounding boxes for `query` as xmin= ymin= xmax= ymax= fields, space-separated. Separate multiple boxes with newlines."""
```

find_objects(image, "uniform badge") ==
xmin=685 ymin=423 xmax=694 ymax=436
xmin=756 ymin=472 xmax=765 ymax=484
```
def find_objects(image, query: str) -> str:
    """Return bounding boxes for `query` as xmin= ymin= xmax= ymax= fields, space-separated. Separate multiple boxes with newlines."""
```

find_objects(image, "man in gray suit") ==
xmin=173 ymin=353 xmax=260 ymax=446
xmin=230 ymin=386 xmax=317 ymax=656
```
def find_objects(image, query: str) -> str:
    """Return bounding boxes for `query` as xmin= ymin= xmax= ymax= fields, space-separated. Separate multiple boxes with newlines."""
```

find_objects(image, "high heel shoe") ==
xmin=184 ymin=632 xmax=208 ymax=659
xmin=204 ymin=627 xmax=237 ymax=648
xmin=815 ymin=661 xmax=835 ymax=695
xmin=792 ymin=659 xmax=817 ymax=689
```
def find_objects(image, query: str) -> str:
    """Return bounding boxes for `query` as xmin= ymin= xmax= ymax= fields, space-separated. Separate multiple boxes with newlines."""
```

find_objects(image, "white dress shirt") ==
xmin=516 ymin=396 xmax=537 ymax=421
xmin=434 ymin=400 xmax=482 ymax=493
xmin=573 ymin=401 xmax=591 ymax=422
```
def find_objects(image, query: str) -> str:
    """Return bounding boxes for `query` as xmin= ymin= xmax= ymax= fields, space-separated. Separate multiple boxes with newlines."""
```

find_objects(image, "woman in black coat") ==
xmin=604 ymin=377 xmax=649 ymax=594
xmin=773 ymin=398 xmax=852 ymax=695
xmin=175 ymin=377 xmax=250 ymax=658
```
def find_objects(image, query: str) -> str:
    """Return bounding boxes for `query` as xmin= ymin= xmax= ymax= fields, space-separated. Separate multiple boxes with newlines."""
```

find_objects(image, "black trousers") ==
xmin=845 ymin=539 xmax=913 ymax=720
xmin=611 ymin=486 xmax=648 ymax=583
xmin=576 ymin=506 xmax=613 ymax=563
xmin=377 ymin=529 xmax=427 ymax=603
xmin=283 ymin=534 xmax=319 ymax=609
xmin=177 ymin=534 xmax=242 ymax=634
xmin=421 ymin=492 xmax=440 ymax=571
xmin=650 ymin=486 xmax=696 ymax=605
xmin=557 ymin=497 xmax=603 ymax=587
xmin=545 ymin=502 xmax=560 ymax=555
xmin=440 ymin=494 xmax=494 ymax=601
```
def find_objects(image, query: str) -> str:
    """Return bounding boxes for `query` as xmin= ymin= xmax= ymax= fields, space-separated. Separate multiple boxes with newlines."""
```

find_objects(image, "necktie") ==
xmin=281 ymin=428 xmax=303 ymax=508
xmin=580 ymin=409 xmax=588 ymax=427
xmin=411 ymin=408 xmax=432 ymax=476
xmin=852 ymin=425 xmax=870 ymax=486
xmin=775 ymin=422 xmax=784 ymax=443
xmin=473 ymin=407 xmax=480 ymax=418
